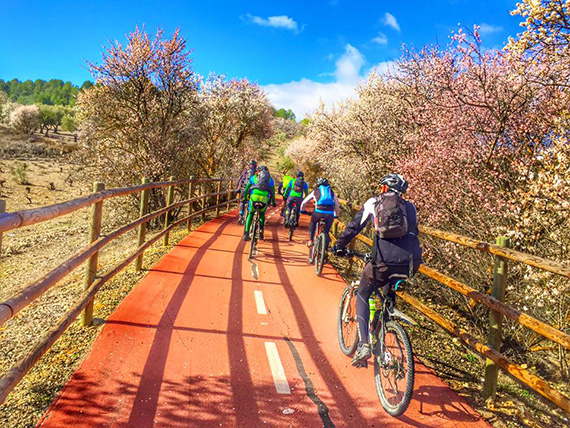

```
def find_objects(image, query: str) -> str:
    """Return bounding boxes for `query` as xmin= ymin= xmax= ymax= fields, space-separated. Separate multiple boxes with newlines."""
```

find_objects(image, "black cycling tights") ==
xmin=308 ymin=212 xmax=334 ymax=245
xmin=356 ymin=262 xmax=409 ymax=346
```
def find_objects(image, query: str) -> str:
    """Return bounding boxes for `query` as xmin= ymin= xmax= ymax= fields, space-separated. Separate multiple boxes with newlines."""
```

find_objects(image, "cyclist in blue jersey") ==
xmin=300 ymin=178 xmax=340 ymax=247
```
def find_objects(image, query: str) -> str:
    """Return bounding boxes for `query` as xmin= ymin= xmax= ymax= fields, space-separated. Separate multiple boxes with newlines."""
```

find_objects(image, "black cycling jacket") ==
xmin=336 ymin=196 xmax=422 ymax=268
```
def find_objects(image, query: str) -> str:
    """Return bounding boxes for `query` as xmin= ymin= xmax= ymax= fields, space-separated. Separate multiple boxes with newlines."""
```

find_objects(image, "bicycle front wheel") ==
xmin=374 ymin=320 xmax=415 ymax=416
xmin=337 ymin=286 xmax=359 ymax=356
xmin=314 ymin=233 xmax=326 ymax=276
xmin=249 ymin=214 xmax=259 ymax=259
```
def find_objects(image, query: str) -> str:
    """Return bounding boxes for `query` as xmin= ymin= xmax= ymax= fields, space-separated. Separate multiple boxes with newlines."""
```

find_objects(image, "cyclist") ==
xmin=283 ymin=171 xmax=309 ymax=227
xmin=332 ymin=174 xmax=422 ymax=368
xmin=278 ymin=170 xmax=294 ymax=216
xmin=242 ymin=165 xmax=276 ymax=241
xmin=237 ymin=159 xmax=257 ymax=225
xmin=300 ymin=178 xmax=339 ymax=248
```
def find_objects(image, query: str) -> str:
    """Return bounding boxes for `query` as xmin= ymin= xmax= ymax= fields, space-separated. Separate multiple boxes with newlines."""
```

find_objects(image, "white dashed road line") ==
xmin=254 ymin=290 xmax=267 ymax=315
xmin=264 ymin=342 xmax=291 ymax=394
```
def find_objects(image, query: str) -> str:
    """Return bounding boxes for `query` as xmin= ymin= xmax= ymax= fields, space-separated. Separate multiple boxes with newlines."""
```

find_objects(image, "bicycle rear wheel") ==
xmin=249 ymin=212 xmax=259 ymax=259
xmin=314 ymin=233 xmax=326 ymax=276
xmin=337 ymin=286 xmax=359 ymax=356
xmin=374 ymin=320 xmax=414 ymax=416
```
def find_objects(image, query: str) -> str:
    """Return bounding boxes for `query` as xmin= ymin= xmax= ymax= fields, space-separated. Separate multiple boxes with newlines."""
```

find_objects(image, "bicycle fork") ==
xmin=341 ymin=282 xmax=359 ymax=323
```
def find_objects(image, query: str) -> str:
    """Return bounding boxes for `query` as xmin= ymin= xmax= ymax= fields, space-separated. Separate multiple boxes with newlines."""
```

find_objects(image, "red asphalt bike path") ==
xmin=38 ymin=207 xmax=490 ymax=428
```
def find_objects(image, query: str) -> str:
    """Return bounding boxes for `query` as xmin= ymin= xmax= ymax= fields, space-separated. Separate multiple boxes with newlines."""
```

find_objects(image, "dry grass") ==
xmin=0 ymin=156 xmax=234 ymax=427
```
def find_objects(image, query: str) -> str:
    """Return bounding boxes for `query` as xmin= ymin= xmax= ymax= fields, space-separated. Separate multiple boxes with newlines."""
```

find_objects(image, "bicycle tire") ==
xmin=374 ymin=320 xmax=414 ymax=416
xmin=315 ymin=233 xmax=326 ymax=276
xmin=337 ymin=286 xmax=359 ymax=356
xmin=249 ymin=211 xmax=259 ymax=259
xmin=288 ymin=224 xmax=294 ymax=241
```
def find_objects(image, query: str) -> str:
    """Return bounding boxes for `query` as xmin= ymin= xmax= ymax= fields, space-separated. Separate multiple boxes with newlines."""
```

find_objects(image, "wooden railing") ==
xmin=332 ymin=200 xmax=570 ymax=414
xmin=0 ymin=176 xmax=237 ymax=403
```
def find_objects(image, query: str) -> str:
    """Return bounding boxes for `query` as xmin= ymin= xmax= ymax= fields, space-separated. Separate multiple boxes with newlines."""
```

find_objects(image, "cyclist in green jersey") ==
xmin=278 ymin=171 xmax=294 ymax=216
xmin=283 ymin=171 xmax=309 ymax=227
xmin=242 ymin=166 xmax=276 ymax=241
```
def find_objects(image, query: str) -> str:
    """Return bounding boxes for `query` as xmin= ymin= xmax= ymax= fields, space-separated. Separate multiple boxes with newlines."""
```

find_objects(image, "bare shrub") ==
xmin=9 ymin=105 xmax=40 ymax=135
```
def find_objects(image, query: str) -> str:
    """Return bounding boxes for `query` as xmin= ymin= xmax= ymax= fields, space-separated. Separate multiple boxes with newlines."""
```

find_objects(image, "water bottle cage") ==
xmin=393 ymin=279 xmax=406 ymax=292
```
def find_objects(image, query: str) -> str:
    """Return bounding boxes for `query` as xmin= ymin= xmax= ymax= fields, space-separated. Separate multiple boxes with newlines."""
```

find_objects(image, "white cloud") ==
xmin=263 ymin=45 xmax=393 ymax=119
xmin=263 ymin=78 xmax=358 ymax=120
xmin=334 ymin=44 xmax=365 ymax=83
xmin=478 ymin=23 xmax=503 ymax=35
xmin=372 ymin=32 xmax=388 ymax=45
xmin=382 ymin=12 xmax=401 ymax=32
xmin=245 ymin=14 xmax=299 ymax=31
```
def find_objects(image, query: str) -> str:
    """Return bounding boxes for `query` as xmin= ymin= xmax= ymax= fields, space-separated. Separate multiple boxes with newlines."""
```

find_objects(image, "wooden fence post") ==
xmin=135 ymin=178 xmax=150 ymax=271
xmin=201 ymin=182 xmax=207 ymax=222
xmin=82 ymin=182 xmax=105 ymax=326
xmin=227 ymin=180 xmax=233 ymax=211
xmin=188 ymin=179 xmax=195 ymax=232
xmin=483 ymin=236 xmax=510 ymax=403
xmin=216 ymin=180 xmax=222 ymax=216
xmin=163 ymin=176 xmax=175 ymax=246
xmin=0 ymin=199 xmax=5 ymax=258
xmin=347 ymin=205 xmax=357 ymax=276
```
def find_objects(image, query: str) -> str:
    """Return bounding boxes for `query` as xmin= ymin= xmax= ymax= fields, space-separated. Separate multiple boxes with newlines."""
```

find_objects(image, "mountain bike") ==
xmin=284 ymin=201 xmax=299 ymax=241
xmin=337 ymin=250 xmax=415 ymax=416
xmin=248 ymin=202 xmax=265 ymax=259
xmin=308 ymin=217 xmax=327 ymax=276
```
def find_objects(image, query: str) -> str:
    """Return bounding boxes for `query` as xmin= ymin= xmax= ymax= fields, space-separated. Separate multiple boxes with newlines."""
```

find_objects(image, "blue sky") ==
xmin=0 ymin=0 xmax=523 ymax=118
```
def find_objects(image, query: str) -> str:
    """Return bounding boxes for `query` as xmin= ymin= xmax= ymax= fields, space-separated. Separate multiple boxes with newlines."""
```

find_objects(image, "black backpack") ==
xmin=255 ymin=170 xmax=271 ymax=192
xmin=373 ymin=192 xmax=408 ymax=239
xmin=294 ymin=177 xmax=304 ymax=194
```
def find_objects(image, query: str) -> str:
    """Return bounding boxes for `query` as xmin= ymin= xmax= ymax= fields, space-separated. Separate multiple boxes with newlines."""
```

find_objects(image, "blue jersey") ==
xmin=315 ymin=185 xmax=336 ymax=214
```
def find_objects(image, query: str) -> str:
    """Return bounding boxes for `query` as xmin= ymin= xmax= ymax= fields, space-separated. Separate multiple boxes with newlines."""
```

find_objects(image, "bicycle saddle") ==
xmin=388 ymin=274 xmax=408 ymax=280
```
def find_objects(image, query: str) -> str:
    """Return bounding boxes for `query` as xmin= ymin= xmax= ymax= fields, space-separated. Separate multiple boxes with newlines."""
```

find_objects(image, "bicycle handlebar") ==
xmin=346 ymin=249 xmax=372 ymax=261
xmin=330 ymin=248 xmax=372 ymax=263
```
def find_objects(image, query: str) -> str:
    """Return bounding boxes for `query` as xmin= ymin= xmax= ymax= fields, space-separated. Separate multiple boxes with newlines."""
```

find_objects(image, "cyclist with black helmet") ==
xmin=283 ymin=171 xmax=309 ymax=227
xmin=242 ymin=165 xmax=276 ymax=241
xmin=237 ymin=159 xmax=258 ymax=225
xmin=301 ymin=178 xmax=340 ymax=248
xmin=332 ymin=173 xmax=422 ymax=368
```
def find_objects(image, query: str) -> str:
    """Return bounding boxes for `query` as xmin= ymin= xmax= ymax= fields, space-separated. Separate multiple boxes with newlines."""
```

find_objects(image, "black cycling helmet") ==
xmin=256 ymin=165 xmax=265 ymax=172
xmin=296 ymin=171 xmax=304 ymax=178
xmin=316 ymin=177 xmax=329 ymax=187
xmin=380 ymin=173 xmax=408 ymax=194
xmin=249 ymin=159 xmax=257 ymax=168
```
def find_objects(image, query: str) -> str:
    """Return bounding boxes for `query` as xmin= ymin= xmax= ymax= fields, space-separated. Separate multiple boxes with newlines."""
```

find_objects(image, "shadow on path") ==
xmin=126 ymin=219 xmax=233 ymax=427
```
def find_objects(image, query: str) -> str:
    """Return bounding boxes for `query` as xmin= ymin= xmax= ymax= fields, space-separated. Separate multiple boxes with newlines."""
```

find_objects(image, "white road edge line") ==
xmin=264 ymin=342 xmax=291 ymax=394
xmin=254 ymin=290 xmax=267 ymax=315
